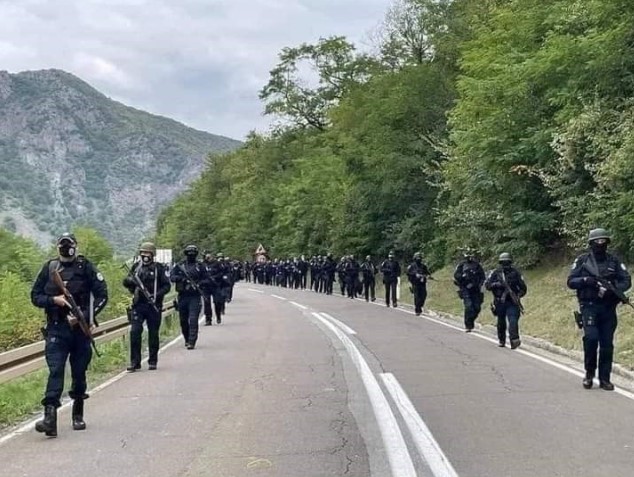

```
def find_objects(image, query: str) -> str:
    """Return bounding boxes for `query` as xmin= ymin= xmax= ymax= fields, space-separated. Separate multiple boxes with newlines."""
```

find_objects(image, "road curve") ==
xmin=1 ymin=283 xmax=634 ymax=477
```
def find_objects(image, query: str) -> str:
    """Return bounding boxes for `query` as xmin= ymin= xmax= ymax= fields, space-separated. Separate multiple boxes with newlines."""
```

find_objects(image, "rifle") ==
xmin=178 ymin=262 xmax=204 ymax=294
xmin=122 ymin=262 xmax=161 ymax=314
xmin=51 ymin=269 xmax=100 ymax=357
xmin=500 ymin=270 xmax=525 ymax=315
xmin=582 ymin=256 xmax=634 ymax=311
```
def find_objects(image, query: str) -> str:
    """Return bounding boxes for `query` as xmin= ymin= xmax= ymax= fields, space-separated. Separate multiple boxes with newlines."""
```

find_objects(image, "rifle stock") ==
xmin=123 ymin=262 xmax=161 ymax=314
xmin=582 ymin=259 xmax=634 ymax=311
xmin=51 ymin=269 xmax=100 ymax=357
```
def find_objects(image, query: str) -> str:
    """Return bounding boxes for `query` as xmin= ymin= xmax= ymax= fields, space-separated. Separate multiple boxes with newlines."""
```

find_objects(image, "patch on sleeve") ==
xmin=571 ymin=259 xmax=579 ymax=270
xmin=622 ymin=263 xmax=627 ymax=271
xmin=96 ymin=272 xmax=104 ymax=281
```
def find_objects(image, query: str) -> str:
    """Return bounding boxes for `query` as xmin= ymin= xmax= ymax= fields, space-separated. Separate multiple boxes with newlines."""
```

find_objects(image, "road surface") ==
xmin=2 ymin=283 xmax=634 ymax=477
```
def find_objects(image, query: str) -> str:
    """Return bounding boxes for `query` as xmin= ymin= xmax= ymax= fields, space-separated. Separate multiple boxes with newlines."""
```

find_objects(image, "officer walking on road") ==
xmin=381 ymin=251 xmax=401 ymax=308
xmin=123 ymin=242 xmax=170 ymax=371
xmin=31 ymin=233 xmax=108 ymax=437
xmin=454 ymin=248 xmax=486 ymax=332
xmin=485 ymin=253 xmax=527 ymax=349
xmin=567 ymin=228 xmax=631 ymax=390
xmin=407 ymin=252 xmax=431 ymax=316
xmin=360 ymin=255 xmax=377 ymax=302
xmin=170 ymin=245 xmax=209 ymax=349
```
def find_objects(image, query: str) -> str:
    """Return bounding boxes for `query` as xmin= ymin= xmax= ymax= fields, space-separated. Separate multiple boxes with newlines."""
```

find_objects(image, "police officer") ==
xmin=453 ymin=248 xmax=486 ymax=332
xmin=123 ymin=242 xmax=170 ymax=371
xmin=407 ymin=253 xmax=431 ymax=316
xmin=381 ymin=251 xmax=401 ymax=307
xmin=207 ymin=252 xmax=229 ymax=322
xmin=360 ymin=255 xmax=377 ymax=302
xmin=345 ymin=255 xmax=360 ymax=299
xmin=202 ymin=253 xmax=215 ymax=326
xmin=31 ymin=233 xmax=108 ymax=437
xmin=567 ymin=228 xmax=631 ymax=390
xmin=170 ymin=245 xmax=209 ymax=349
xmin=485 ymin=253 xmax=527 ymax=349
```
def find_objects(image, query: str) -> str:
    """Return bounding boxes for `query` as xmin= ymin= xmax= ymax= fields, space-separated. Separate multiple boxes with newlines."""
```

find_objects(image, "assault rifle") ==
xmin=500 ymin=270 xmax=524 ymax=315
xmin=51 ymin=269 xmax=100 ymax=357
xmin=178 ymin=262 xmax=204 ymax=294
xmin=582 ymin=256 xmax=634 ymax=311
xmin=122 ymin=262 xmax=161 ymax=314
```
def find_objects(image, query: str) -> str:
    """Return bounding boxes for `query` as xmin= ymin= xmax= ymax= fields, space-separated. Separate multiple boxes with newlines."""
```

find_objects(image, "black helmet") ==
xmin=588 ymin=228 xmax=610 ymax=243
xmin=184 ymin=245 xmax=199 ymax=257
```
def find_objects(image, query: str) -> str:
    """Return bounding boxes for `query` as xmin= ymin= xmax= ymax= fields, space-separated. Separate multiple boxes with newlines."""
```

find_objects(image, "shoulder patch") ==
xmin=96 ymin=272 xmax=104 ymax=282
xmin=571 ymin=258 xmax=579 ymax=270
xmin=622 ymin=263 xmax=627 ymax=271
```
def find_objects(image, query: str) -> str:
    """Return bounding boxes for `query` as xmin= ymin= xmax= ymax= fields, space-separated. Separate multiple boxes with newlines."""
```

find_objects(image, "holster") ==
xmin=573 ymin=311 xmax=583 ymax=329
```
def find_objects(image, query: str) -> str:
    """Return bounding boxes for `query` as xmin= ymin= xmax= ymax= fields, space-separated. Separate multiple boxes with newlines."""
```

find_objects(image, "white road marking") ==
xmin=270 ymin=294 xmax=287 ymax=301
xmin=248 ymin=288 xmax=264 ymax=294
xmin=289 ymin=301 xmax=308 ymax=310
xmin=381 ymin=373 xmax=460 ymax=477
xmin=318 ymin=312 xmax=357 ymax=335
xmin=0 ymin=316 xmax=204 ymax=446
xmin=366 ymin=300 xmax=634 ymax=401
xmin=311 ymin=313 xmax=417 ymax=477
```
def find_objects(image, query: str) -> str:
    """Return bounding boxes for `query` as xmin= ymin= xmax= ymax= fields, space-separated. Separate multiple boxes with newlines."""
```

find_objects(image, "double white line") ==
xmin=312 ymin=312 xmax=458 ymax=477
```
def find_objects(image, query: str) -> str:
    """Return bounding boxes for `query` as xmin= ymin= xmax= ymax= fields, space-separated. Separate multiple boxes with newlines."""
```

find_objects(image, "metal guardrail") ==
xmin=0 ymin=301 xmax=176 ymax=385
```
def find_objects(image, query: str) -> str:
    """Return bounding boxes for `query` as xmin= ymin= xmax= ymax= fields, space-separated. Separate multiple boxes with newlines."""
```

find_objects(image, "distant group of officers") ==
xmin=27 ymin=227 xmax=631 ymax=438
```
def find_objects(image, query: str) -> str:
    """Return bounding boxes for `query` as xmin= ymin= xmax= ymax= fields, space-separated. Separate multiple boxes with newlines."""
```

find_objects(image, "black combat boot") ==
xmin=35 ymin=405 xmax=57 ymax=437
xmin=582 ymin=373 xmax=593 ymax=389
xmin=72 ymin=399 xmax=86 ymax=430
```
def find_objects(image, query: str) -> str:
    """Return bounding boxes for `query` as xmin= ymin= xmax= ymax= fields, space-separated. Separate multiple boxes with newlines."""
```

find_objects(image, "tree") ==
xmin=259 ymin=36 xmax=379 ymax=130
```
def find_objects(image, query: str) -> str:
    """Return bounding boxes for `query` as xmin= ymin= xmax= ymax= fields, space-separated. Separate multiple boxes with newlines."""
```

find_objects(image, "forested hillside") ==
xmin=157 ymin=0 xmax=634 ymax=268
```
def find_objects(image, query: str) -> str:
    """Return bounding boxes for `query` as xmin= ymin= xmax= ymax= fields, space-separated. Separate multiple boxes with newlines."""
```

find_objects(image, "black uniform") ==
xmin=206 ymin=258 xmax=230 ymax=322
xmin=31 ymin=255 xmax=108 ymax=435
xmin=485 ymin=266 xmax=527 ymax=348
xmin=380 ymin=258 xmax=401 ymax=307
xmin=567 ymin=252 xmax=631 ymax=385
xmin=360 ymin=260 xmax=377 ymax=302
xmin=345 ymin=258 xmax=360 ymax=299
xmin=123 ymin=260 xmax=170 ymax=368
xmin=454 ymin=259 xmax=486 ymax=331
xmin=170 ymin=260 xmax=209 ymax=348
xmin=406 ymin=260 xmax=431 ymax=315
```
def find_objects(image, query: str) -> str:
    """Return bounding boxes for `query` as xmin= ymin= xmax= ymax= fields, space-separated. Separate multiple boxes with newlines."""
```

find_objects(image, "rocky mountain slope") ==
xmin=0 ymin=69 xmax=240 ymax=252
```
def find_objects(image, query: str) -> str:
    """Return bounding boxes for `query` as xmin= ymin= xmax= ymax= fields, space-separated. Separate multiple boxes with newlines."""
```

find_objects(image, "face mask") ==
xmin=500 ymin=261 xmax=512 ymax=269
xmin=185 ymin=253 xmax=197 ymax=263
xmin=591 ymin=242 xmax=608 ymax=256
xmin=58 ymin=244 xmax=75 ymax=258
xmin=415 ymin=258 xmax=422 ymax=264
xmin=141 ymin=255 xmax=152 ymax=264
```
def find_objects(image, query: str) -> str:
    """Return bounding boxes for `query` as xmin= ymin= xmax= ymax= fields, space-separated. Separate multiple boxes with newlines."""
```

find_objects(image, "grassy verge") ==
xmin=0 ymin=312 xmax=180 ymax=429
xmin=378 ymin=263 xmax=634 ymax=370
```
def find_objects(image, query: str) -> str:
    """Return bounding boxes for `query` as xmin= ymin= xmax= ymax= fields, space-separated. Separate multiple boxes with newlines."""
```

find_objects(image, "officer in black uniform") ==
xmin=170 ymin=245 xmax=209 ymax=349
xmin=345 ymin=255 xmax=360 ymax=299
xmin=567 ymin=228 xmax=631 ymax=390
xmin=123 ymin=242 xmax=170 ymax=371
xmin=207 ymin=252 xmax=228 ymax=323
xmin=324 ymin=253 xmax=336 ymax=295
xmin=202 ymin=253 xmax=215 ymax=326
xmin=360 ymin=255 xmax=377 ymax=302
xmin=453 ymin=248 xmax=486 ymax=332
xmin=31 ymin=233 xmax=108 ymax=437
xmin=381 ymin=251 xmax=401 ymax=307
xmin=485 ymin=253 xmax=527 ymax=349
xmin=407 ymin=253 xmax=431 ymax=316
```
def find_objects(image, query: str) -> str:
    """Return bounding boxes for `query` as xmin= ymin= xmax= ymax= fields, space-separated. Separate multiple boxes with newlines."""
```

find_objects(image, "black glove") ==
xmin=584 ymin=277 xmax=598 ymax=287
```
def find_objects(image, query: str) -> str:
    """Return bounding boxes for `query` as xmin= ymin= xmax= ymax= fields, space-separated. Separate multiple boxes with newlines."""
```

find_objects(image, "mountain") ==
xmin=0 ymin=69 xmax=241 ymax=252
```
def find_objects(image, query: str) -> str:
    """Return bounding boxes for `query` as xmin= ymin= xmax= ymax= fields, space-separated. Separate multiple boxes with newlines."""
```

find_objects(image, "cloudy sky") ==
xmin=0 ymin=0 xmax=392 ymax=140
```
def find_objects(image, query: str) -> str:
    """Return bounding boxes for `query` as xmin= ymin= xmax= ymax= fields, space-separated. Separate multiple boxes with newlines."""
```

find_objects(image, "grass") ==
xmin=383 ymin=263 xmax=634 ymax=370
xmin=0 ymin=311 xmax=180 ymax=429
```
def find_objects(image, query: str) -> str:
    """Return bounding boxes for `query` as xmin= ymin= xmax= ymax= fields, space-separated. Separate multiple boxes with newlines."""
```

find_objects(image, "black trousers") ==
xmin=581 ymin=303 xmax=618 ymax=382
xmin=363 ymin=278 xmax=375 ymax=301
xmin=130 ymin=303 xmax=162 ymax=366
xmin=384 ymin=281 xmax=398 ymax=306
xmin=177 ymin=294 xmax=201 ymax=345
xmin=411 ymin=283 xmax=427 ymax=314
xmin=462 ymin=290 xmax=483 ymax=330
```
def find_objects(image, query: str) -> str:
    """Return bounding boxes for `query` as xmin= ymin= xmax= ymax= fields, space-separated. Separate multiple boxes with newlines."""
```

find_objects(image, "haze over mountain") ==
xmin=0 ymin=69 xmax=241 ymax=252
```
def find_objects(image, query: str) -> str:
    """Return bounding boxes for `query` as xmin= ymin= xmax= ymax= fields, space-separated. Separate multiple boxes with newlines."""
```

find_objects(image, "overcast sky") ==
xmin=0 ymin=0 xmax=392 ymax=140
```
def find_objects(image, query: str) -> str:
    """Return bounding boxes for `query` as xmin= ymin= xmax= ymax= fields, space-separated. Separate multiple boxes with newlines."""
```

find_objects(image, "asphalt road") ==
xmin=2 ymin=283 xmax=634 ymax=477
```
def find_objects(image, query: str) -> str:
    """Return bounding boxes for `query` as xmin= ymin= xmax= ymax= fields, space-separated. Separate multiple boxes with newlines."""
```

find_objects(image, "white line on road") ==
xmin=0 ymin=316 xmax=203 ymax=446
xmin=270 ymin=294 xmax=287 ymax=301
xmin=311 ymin=313 xmax=417 ymax=477
xmin=289 ymin=301 xmax=308 ymax=310
xmin=381 ymin=373 xmax=460 ymax=477
xmin=366 ymin=300 xmax=634 ymax=401
xmin=318 ymin=312 xmax=357 ymax=335
xmin=248 ymin=288 xmax=264 ymax=293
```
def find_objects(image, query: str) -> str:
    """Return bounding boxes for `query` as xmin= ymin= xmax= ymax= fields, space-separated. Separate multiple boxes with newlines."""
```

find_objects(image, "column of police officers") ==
xmin=30 ymin=227 xmax=630 ymax=437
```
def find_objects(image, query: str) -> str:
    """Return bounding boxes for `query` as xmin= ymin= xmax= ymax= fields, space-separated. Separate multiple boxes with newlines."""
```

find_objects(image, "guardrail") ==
xmin=0 ymin=300 xmax=176 ymax=385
